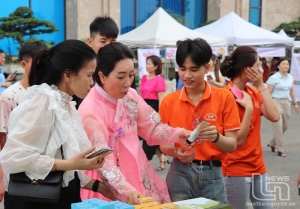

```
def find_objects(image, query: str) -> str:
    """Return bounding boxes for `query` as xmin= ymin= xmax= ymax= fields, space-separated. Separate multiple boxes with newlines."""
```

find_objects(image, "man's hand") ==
xmin=175 ymin=146 xmax=195 ymax=164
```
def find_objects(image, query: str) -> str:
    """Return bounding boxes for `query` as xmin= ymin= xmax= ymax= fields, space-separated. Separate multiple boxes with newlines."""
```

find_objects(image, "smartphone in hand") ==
xmin=13 ymin=70 xmax=18 ymax=75
xmin=207 ymin=75 xmax=212 ymax=80
xmin=230 ymin=85 xmax=244 ymax=100
xmin=86 ymin=148 xmax=114 ymax=159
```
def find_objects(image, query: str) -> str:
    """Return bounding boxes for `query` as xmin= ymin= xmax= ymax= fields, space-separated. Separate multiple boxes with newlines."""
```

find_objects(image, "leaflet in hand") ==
xmin=186 ymin=121 xmax=210 ymax=144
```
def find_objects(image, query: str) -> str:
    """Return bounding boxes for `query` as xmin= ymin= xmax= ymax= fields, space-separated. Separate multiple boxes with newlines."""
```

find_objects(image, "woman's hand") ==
xmin=126 ymin=191 xmax=144 ymax=205
xmin=235 ymin=90 xmax=253 ymax=111
xmin=98 ymin=182 xmax=116 ymax=200
xmin=175 ymin=146 xmax=195 ymax=164
xmin=198 ymin=126 xmax=219 ymax=143
xmin=68 ymin=147 xmax=106 ymax=171
xmin=207 ymin=78 xmax=215 ymax=85
xmin=179 ymin=129 xmax=196 ymax=146
xmin=295 ymin=104 xmax=299 ymax=114
xmin=246 ymin=67 xmax=264 ymax=88
xmin=6 ymin=74 xmax=16 ymax=81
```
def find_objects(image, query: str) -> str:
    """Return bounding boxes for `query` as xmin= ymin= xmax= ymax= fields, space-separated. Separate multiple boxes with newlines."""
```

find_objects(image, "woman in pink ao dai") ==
xmin=79 ymin=43 xmax=192 ymax=205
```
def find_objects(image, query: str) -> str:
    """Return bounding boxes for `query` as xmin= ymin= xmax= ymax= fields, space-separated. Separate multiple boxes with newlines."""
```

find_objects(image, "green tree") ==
xmin=0 ymin=6 xmax=58 ymax=48
xmin=202 ymin=19 xmax=217 ymax=26
xmin=272 ymin=17 xmax=300 ymax=40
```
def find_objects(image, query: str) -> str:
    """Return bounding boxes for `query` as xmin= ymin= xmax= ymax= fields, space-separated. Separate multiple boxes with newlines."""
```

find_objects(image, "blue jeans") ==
xmin=166 ymin=159 xmax=227 ymax=203
xmin=224 ymin=173 xmax=273 ymax=209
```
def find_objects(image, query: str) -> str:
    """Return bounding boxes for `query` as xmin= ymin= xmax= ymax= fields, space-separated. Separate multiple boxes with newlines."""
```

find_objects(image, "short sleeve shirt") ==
xmin=0 ymin=67 xmax=6 ymax=93
xmin=159 ymin=81 xmax=241 ymax=161
xmin=222 ymin=80 xmax=266 ymax=176
xmin=0 ymin=81 xmax=26 ymax=133
xmin=140 ymin=75 xmax=166 ymax=100
xmin=266 ymin=72 xmax=293 ymax=99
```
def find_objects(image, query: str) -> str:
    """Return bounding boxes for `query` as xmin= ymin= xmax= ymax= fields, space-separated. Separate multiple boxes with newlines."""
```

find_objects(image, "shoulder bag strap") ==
xmin=60 ymin=146 xmax=64 ymax=160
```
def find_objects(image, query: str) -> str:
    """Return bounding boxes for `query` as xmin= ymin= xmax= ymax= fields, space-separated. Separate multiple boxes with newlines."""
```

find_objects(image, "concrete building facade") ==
xmin=66 ymin=0 xmax=120 ymax=40
xmin=207 ymin=0 xmax=300 ymax=31
xmin=65 ymin=0 xmax=300 ymax=40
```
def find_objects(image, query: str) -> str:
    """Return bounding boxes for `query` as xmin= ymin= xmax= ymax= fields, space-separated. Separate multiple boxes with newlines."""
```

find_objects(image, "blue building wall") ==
xmin=0 ymin=0 xmax=65 ymax=55
xmin=120 ymin=0 xmax=207 ymax=34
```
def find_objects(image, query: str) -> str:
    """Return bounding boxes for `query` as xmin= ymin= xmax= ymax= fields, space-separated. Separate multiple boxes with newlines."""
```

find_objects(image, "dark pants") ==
xmin=4 ymin=173 xmax=81 ymax=209
xmin=141 ymin=99 xmax=160 ymax=160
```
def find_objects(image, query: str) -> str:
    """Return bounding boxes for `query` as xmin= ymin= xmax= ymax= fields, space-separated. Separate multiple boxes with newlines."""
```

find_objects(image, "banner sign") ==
xmin=211 ymin=46 xmax=228 ymax=58
xmin=137 ymin=49 xmax=160 ymax=78
xmin=255 ymin=47 xmax=286 ymax=57
xmin=290 ymin=53 xmax=300 ymax=101
xmin=165 ymin=48 xmax=177 ymax=59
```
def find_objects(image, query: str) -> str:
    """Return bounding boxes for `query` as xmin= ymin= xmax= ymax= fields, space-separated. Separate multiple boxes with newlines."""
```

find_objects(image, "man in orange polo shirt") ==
xmin=159 ymin=39 xmax=240 ymax=203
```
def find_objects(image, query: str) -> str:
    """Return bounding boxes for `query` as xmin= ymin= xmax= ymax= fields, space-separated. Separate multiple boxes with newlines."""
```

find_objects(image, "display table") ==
xmin=174 ymin=198 xmax=233 ymax=209
xmin=71 ymin=197 xmax=233 ymax=209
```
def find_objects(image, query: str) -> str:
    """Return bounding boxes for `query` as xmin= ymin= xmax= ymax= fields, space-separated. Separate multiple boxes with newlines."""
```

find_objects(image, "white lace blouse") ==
xmin=0 ymin=84 xmax=92 ymax=190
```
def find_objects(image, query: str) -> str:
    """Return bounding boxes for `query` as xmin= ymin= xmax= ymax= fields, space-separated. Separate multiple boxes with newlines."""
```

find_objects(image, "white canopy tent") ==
xmin=194 ymin=12 xmax=294 ymax=47
xmin=117 ymin=7 xmax=227 ymax=48
xmin=278 ymin=29 xmax=289 ymax=37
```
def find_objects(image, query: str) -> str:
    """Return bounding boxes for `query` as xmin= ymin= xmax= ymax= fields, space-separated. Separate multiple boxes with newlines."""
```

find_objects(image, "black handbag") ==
xmin=8 ymin=146 xmax=65 ymax=204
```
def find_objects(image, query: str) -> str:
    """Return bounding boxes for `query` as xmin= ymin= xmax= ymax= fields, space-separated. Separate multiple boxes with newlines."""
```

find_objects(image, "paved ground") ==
xmin=149 ymin=106 xmax=300 ymax=208
xmin=0 ymin=106 xmax=299 ymax=208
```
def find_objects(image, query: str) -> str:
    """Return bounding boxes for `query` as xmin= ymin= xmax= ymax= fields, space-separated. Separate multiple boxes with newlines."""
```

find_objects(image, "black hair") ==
xmin=146 ymin=55 xmax=162 ymax=75
xmin=90 ymin=16 xmax=119 ymax=39
xmin=18 ymin=41 xmax=48 ymax=61
xmin=0 ymin=49 xmax=4 ymax=54
xmin=176 ymin=38 xmax=212 ymax=68
xmin=29 ymin=39 xmax=96 ymax=86
xmin=261 ymin=57 xmax=266 ymax=61
xmin=275 ymin=58 xmax=289 ymax=72
xmin=220 ymin=46 xmax=257 ymax=79
xmin=94 ymin=42 xmax=134 ymax=86
xmin=176 ymin=40 xmax=182 ymax=47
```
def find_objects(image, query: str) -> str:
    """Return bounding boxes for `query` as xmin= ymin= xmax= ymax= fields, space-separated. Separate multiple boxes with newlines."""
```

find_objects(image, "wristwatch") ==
xmin=92 ymin=180 xmax=100 ymax=192
xmin=212 ymin=132 xmax=220 ymax=143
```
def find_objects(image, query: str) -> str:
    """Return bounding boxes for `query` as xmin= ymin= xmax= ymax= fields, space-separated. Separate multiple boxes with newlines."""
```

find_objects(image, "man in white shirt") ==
xmin=0 ymin=41 xmax=47 ymax=201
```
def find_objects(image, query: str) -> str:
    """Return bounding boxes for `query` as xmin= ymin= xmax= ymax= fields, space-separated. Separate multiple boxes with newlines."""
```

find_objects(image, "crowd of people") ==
xmin=0 ymin=15 xmax=298 ymax=209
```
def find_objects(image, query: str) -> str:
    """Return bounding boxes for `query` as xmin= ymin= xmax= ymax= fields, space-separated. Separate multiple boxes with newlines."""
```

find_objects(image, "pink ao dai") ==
xmin=79 ymin=84 xmax=183 ymax=203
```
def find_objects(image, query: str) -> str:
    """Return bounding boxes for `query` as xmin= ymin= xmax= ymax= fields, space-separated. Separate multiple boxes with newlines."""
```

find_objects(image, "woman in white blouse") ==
xmin=0 ymin=40 xmax=115 ymax=209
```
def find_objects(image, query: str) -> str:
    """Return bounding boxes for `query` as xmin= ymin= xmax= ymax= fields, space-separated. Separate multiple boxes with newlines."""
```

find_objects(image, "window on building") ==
xmin=249 ymin=0 xmax=261 ymax=26
xmin=120 ymin=0 xmax=207 ymax=34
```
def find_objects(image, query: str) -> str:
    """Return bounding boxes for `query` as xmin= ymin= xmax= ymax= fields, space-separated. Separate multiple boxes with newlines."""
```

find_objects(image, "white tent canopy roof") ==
xmin=278 ymin=29 xmax=288 ymax=37
xmin=117 ymin=7 xmax=227 ymax=48
xmin=194 ymin=12 xmax=294 ymax=47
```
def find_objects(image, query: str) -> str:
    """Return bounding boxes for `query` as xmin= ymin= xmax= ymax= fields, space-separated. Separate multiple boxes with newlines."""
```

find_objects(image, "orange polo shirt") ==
xmin=159 ymin=81 xmax=240 ymax=161
xmin=222 ymin=81 xmax=267 ymax=176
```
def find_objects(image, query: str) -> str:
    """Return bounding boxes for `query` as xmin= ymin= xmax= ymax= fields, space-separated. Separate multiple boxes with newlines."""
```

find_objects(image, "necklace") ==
xmin=188 ymin=100 xmax=206 ymax=129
